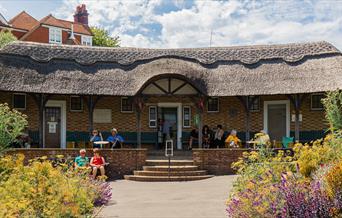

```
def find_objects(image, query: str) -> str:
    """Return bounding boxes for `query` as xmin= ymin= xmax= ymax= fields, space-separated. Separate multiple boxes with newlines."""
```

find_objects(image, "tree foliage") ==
xmin=322 ymin=90 xmax=342 ymax=133
xmin=0 ymin=103 xmax=28 ymax=152
xmin=0 ymin=30 xmax=16 ymax=48
xmin=90 ymin=27 xmax=120 ymax=47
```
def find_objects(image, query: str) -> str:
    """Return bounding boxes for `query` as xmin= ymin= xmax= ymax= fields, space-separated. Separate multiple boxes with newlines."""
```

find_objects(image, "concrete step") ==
xmin=147 ymin=156 xmax=193 ymax=160
xmin=124 ymin=175 xmax=214 ymax=182
xmin=147 ymin=150 xmax=192 ymax=157
xmin=133 ymin=170 xmax=207 ymax=176
xmin=145 ymin=159 xmax=194 ymax=166
xmin=143 ymin=165 xmax=199 ymax=171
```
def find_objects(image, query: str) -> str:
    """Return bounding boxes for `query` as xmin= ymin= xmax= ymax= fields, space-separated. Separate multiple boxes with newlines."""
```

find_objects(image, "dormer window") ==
xmin=81 ymin=35 xmax=92 ymax=46
xmin=49 ymin=27 xmax=62 ymax=44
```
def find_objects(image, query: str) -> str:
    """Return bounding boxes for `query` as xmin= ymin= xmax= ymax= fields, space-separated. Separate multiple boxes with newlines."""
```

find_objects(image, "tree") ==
xmin=0 ymin=103 xmax=28 ymax=153
xmin=0 ymin=30 xmax=16 ymax=48
xmin=90 ymin=27 xmax=120 ymax=47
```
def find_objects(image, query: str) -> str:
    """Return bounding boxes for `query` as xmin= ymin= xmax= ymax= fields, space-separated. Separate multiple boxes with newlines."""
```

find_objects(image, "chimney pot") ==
xmin=74 ymin=4 xmax=88 ymax=25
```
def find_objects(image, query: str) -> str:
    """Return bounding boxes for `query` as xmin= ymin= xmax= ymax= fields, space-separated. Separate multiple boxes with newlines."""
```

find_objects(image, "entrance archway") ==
xmin=135 ymin=74 xmax=205 ymax=149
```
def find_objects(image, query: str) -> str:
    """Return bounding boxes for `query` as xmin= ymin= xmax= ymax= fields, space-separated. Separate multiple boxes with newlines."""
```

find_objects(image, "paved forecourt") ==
xmin=98 ymin=175 xmax=236 ymax=218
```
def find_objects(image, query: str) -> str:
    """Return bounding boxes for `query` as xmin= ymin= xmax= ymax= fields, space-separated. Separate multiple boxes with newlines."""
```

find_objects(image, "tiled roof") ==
xmin=9 ymin=11 xmax=39 ymax=31
xmin=1 ymin=41 xmax=339 ymax=65
xmin=40 ymin=15 xmax=92 ymax=35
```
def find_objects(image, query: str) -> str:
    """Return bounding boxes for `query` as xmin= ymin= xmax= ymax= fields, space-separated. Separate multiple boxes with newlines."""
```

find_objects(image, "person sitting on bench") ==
xmin=74 ymin=149 xmax=89 ymax=168
xmin=89 ymin=148 xmax=106 ymax=179
xmin=107 ymin=128 xmax=124 ymax=148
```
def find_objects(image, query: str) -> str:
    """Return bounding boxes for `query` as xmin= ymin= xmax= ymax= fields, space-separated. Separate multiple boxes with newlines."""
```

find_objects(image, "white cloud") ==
xmin=55 ymin=0 xmax=342 ymax=50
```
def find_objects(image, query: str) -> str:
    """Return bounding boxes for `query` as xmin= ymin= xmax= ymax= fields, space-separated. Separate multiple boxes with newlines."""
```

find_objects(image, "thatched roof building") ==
xmin=0 ymin=41 xmax=341 ymax=96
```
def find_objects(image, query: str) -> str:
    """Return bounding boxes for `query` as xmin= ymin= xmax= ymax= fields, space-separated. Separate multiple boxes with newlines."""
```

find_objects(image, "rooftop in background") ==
xmin=0 ymin=4 xmax=92 ymax=46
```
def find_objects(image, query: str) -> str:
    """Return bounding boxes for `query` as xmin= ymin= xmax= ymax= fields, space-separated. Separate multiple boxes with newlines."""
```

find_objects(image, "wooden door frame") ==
xmin=44 ymin=100 xmax=67 ymax=148
xmin=263 ymin=100 xmax=290 ymax=138
xmin=157 ymin=102 xmax=182 ymax=149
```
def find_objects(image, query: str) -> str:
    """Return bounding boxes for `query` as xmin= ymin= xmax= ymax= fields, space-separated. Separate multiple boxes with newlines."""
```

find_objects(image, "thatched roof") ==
xmin=0 ymin=41 xmax=341 ymax=96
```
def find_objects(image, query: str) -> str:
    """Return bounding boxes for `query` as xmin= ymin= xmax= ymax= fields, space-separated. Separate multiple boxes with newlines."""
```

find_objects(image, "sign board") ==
xmin=165 ymin=139 xmax=173 ymax=157
xmin=48 ymin=122 xmax=57 ymax=133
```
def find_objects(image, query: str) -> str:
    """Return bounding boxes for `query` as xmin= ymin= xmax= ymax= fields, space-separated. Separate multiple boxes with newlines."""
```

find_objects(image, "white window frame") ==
xmin=70 ymin=96 xmax=83 ymax=112
xmin=49 ymin=27 xmax=62 ymax=44
xmin=12 ymin=93 xmax=26 ymax=110
xmin=183 ymin=106 xmax=191 ymax=128
xmin=121 ymin=97 xmax=133 ymax=113
xmin=207 ymin=97 xmax=219 ymax=113
xmin=81 ymin=35 xmax=92 ymax=46
xmin=311 ymin=93 xmax=324 ymax=111
xmin=149 ymin=106 xmax=157 ymax=128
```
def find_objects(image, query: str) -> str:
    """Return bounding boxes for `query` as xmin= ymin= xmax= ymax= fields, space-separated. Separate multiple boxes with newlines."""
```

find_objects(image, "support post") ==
xmin=237 ymin=96 xmax=258 ymax=142
xmin=38 ymin=95 xmax=45 ymax=148
xmin=287 ymin=94 xmax=308 ymax=142
xmin=136 ymin=111 xmax=142 ymax=148
xmin=85 ymin=95 xmax=102 ymax=134
xmin=88 ymin=95 xmax=94 ymax=133
xmin=198 ymin=112 xmax=203 ymax=148
xmin=134 ymin=96 xmax=144 ymax=149
xmin=31 ymin=93 xmax=50 ymax=148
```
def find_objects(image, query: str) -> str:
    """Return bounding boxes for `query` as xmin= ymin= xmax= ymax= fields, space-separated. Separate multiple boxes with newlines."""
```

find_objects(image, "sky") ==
xmin=1 ymin=0 xmax=342 ymax=49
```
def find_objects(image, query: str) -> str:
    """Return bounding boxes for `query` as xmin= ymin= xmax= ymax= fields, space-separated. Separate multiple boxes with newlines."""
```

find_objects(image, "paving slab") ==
xmin=98 ymin=175 xmax=236 ymax=218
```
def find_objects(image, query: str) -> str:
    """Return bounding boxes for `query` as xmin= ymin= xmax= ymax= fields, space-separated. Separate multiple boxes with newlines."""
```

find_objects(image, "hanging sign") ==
xmin=48 ymin=122 xmax=57 ymax=133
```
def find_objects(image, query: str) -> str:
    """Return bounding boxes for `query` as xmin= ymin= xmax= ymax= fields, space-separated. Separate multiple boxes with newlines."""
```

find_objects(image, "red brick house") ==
xmin=0 ymin=41 xmax=341 ymax=149
xmin=0 ymin=4 xmax=92 ymax=46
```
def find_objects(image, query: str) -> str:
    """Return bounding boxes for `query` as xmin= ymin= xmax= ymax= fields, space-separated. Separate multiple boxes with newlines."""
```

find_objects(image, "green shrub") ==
xmin=0 ymin=30 xmax=16 ymax=48
xmin=0 ymin=155 xmax=101 ymax=217
xmin=0 ymin=103 xmax=28 ymax=152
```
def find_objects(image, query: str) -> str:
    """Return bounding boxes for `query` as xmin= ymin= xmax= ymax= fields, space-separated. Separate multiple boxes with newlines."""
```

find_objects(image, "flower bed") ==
xmin=0 ymin=154 xmax=112 ymax=217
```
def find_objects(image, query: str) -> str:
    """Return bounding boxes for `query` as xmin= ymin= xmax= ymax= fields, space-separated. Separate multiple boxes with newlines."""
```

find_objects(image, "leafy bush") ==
xmin=0 ymin=154 xmax=111 ymax=217
xmin=0 ymin=30 xmax=16 ymax=48
xmin=0 ymin=103 xmax=28 ymax=152
xmin=322 ymin=91 xmax=342 ymax=132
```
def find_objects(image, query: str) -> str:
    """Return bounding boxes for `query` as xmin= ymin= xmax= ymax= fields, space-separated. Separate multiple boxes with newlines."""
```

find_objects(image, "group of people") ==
xmin=74 ymin=148 xmax=106 ymax=179
xmin=189 ymin=125 xmax=271 ymax=149
xmin=90 ymin=128 xmax=124 ymax=148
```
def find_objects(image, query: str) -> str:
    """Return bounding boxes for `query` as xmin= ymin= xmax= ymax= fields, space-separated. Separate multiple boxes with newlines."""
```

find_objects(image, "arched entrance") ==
xmin=136 ymin=74 xmax=204 ymax=150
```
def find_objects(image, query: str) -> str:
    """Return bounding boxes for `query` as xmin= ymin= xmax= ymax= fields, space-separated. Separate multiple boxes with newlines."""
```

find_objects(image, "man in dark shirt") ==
xmin=189 ymin=127 xmax=199 ymax=150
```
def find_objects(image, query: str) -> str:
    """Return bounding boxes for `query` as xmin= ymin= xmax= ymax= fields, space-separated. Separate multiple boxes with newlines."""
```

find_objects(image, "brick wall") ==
xmin=6 ymin=148 xmax=147 ymax=179
xmin=0 ymin=91 xmax=327 ymax=137
xmin=192 ymin=148 xmax=245 ymax=175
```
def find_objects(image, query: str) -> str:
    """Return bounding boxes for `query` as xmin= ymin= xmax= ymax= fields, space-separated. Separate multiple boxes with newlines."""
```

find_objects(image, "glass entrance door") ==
xmin=158 ymin=107 xmax=177 ymax=149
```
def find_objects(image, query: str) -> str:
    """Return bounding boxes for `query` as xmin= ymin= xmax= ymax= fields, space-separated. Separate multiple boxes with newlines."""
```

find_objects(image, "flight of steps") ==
xmin=124 ymin=159 xmax=214 ymax=182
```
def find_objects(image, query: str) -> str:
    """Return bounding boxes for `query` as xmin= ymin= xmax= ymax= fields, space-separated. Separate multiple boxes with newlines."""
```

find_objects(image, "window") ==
xmin=81 ymin=35 xmax=92 ymax=46
xmin=13 ymin=93 xmax=26 ymax=110
xmin=70 ymin=96 xmax=83 ymax=111
xmin=248 ymin=96 xmax=260 ymax=111
xmin=149 ymin=106 xmax=157 ymax=128
xmin=311 ymin=94 xmax=324 ymax=110
xmin=207 ymin=97 xmax=219 ymax=112
xmin=121 ymin=97 xmax=133 ymax=112
xmin=183 ymin=106 xmax=191 ymax=127
xmin=93 ymin=109 xmax=112 ymax=123
xmin=49 ymin=27 xmax=62 ymax=44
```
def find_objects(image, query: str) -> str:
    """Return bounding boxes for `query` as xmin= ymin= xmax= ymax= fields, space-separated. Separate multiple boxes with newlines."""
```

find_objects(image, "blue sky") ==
xmin=1 ymin=0 xmax=342 ymax=49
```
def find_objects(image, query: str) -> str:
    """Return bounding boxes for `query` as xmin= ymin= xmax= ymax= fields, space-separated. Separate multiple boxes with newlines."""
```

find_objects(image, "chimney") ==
xmin=74 ymin=4 xmax=88 ymax=25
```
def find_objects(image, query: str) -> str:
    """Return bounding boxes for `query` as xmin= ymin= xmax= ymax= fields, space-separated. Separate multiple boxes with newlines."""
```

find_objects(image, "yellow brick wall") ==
xmin=0 ymin=92 xmax=328 ymax=134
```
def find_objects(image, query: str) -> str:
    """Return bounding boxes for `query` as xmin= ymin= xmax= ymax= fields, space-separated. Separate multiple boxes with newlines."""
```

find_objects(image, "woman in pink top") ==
xmin=90 ymin=148 xmax=106 ymax=179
